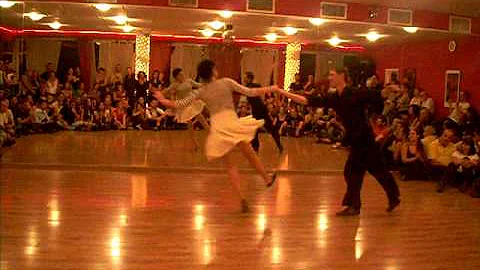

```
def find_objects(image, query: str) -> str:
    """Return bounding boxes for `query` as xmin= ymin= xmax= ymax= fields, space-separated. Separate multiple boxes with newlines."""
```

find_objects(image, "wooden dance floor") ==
xmin=1 ymin=131 xmax=480 ymax=269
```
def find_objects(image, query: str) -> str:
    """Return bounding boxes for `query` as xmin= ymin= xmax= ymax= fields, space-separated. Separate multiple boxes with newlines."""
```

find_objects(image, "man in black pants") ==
xmin=244 ymin=72 xmax=283 ymax=153
xmin=275 ymin=67 xmax=400 ymax=216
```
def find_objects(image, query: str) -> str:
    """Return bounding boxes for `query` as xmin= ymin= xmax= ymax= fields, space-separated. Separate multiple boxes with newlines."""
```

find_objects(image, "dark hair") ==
xmin=245 ymin=72 xmax=254 ymax=80
xmin=331 ymin=67 xmax=350 ymax=82
xmin=409 ymin=104 xmax=420 ymax=117
xmin=462 ymin=138 xmax=477 ymax=155
xmin=172 ymin=68 xmax=183 ymax=79
xmin=197 ymin=59 xmax=215 ymax=82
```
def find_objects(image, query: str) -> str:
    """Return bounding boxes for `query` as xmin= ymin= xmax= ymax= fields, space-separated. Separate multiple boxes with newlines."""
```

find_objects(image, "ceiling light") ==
xmin=219 ymin=10 xmax=233 ymax=19
xmin=94 ymin=4 xmax=112 ymax=12
xmin=327 ymin=36 xmax=345 ymax=47
xmin=208 ymin=20 xmax=224 ymax=30
xmin=265 ymin=33 xmax=277 ymax=42
xmin=0 ymin=1 xmax=15 ymax=8
xmin=111 ymin=15 xmax=128 ymax=25
xmin=403 ymin=26 xmax=418 ymax=33
xmin=48 ymin=21 xmax=62 ymax=30
xmin=365 ymin=31 xmax=382 ymax=42
xmin=309 ymin=18 xmax=325 ymax=26
xmin=200 ymin=29 xmax=215 ymax=37
xmin=122 ymin=24 xmax=134 ymax=32
xmin=282 ymin=26 xmax=298 ymax=36
xmin=24 ymin=11 xmax=47 ymax=21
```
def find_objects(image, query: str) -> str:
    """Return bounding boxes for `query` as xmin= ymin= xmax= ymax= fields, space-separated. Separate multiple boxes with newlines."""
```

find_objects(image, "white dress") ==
xmin=168 ymin=79 xmax=206 ymax=123
xmin=176 ymin=78 xmax=265 ymax=160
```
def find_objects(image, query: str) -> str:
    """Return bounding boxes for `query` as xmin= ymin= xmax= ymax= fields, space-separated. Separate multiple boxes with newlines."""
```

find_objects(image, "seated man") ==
xmin=428 ymin=128 xmax=457 ymax=180
xmin=421 ymin=125 xmax=438 ymax=159
xmin=34 ymin=100 xmax=58 ymax=133
xmin=0 ymin=99 xmax=16 ymax=146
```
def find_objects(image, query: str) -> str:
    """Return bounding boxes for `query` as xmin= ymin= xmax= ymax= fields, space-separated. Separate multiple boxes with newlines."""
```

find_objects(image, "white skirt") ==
xmin=205 ymin=110 xmax=264 ymax=161
xmin=175 ymin=100 xmax=206 ymax=123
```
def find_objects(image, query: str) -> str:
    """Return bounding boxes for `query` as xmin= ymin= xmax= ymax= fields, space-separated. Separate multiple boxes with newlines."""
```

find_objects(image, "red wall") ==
xmin=365 ymin=36 xmax=480 ymax=117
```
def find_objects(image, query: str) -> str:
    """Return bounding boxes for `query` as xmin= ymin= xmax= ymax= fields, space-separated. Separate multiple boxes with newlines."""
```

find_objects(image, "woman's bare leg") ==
xmin=224 ymin=152 xmax=249 ymax=212
xmin=195 ymin=114 xmax=210 ymax=131
xmin=188 ymin=121 xmax=200 ymax=150
xmin=237 ymin=141 xmax=271 ymax=185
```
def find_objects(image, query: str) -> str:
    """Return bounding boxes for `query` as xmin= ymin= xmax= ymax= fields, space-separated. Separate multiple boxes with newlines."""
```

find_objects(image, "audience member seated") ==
xmin=437 ymin=137 xmax=479 ymax=193
xmin=400 ymin=129 xmax=427 ymax=180
xmin=146 ymin=99 xmax=166 ymax=130
xmin=0 ymin=99 xmax=16 ymax=146
xmin=427 ymin=128 xmax=457 ymax=179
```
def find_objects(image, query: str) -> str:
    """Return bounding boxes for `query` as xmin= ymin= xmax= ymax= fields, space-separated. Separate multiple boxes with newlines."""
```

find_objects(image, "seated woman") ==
xmin=132 ymin=97 xmax=147 ymax=130
xmin=437 ymin=137 xmax=479 ymax=193
xmin=400 ymin=129 xmax=427 ymax=180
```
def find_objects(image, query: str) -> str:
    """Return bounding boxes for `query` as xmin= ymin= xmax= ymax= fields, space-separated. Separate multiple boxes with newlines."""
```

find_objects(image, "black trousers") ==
xmin=251 ymin=116 xmax=283 ymax=152
xmin=342 ymin=143 xmax=400 ymax=209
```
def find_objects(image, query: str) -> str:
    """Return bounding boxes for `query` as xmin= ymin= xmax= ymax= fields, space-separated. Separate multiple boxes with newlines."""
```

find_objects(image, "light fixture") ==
xmin=0 ymin=1 xmax=16 ymax=8
xmin=282 ymin=26 xmax=298 ymax=36
xmin=48 ymin=21 xmax=62 ymax=30
xmin=94 ymin=3 xmax=112 ymax=12
xmin=309 ymin=18 xmax=325 ymax=26
xmin=200 ymin=28 xmax=215 ymax=37
xmin=122 ymin=24 xmax=134 ymax=32
xmin=265 ymin=33 xmax=277 ymax=42
xmin=326 ymin=36 xmax=346 ymax=47
xmin=111 ymin=14 xmax=128 ymax=25
xmin=219 ymin=10 xmax=233 ymax=19
xmin=365 ymin=31 xmax=382 ymax=42
xmin=24 ymin=11 xmax=47 ymax=21
xmin=208 ymin=20 xmax=224 ymax=30
xmin=403 ymin=26 xmax=418 ymax=33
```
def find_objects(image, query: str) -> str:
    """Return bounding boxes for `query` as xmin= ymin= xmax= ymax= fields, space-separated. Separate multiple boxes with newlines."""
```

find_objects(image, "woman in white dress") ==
xmin=167 ymin=68 xmax=210 ymax=149
xmin=154 ymin=59 xmax=278 ymax=212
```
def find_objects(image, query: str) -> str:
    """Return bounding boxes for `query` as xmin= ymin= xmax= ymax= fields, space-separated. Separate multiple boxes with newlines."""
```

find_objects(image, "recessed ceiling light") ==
xmin=326 ymin=36 xmax=346 ymax=47
xmin=403 ymin=26 xmax=418 ymax=33
xmin=309 ymin=18 xmax=325 ymax=26
xmin=208 ymin=20 xmax=225 ymax=30
xmin=111 ymin=15 xmax=128 ymax=25
xmin=24 ymin=11 xmax=47 ymax=21
xmin=365 ymin=31 xmax=383 ymax=42
xmin=122 ymin=24 xmax=134 ymax=32
xmin=94 ymin=4 xmax=112 ymax=12
xmin=282 ymin=26 xmax=298 ymax=35
xmin=265 ymin=33 xmax=277 ymax=42
xmin=48 ymin=21 xmax=62 ymax=30
xmin=0 ymin=1 xmax=16 ymax=8
xmin=200 ymin=29 xmax=215 ymax=37
xmin=219 ymin=10 xmax=233 ymax=19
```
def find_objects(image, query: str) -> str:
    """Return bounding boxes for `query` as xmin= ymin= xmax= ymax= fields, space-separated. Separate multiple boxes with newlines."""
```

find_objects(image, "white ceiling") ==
xmin=0 ymin=2 xmax=473 ymax=47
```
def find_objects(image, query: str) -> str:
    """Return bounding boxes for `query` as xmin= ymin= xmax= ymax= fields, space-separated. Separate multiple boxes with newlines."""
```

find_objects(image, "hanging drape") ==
xmin=98 ymin=40 xmax=134 ymax=78
xmin=150 ymin=42 xmax=173 ymax=78
xmin=208 ymin=44 xmax=242 ymax=81
xmin=78 ymin=38 xmax=94 ymax=91
xmin=25 ymin=38 xmax=62 ymax=73
xmin=170 ymin=44 xmax=207 ymax=80
xmin=241 ymin=48 xmax=278 ymax=86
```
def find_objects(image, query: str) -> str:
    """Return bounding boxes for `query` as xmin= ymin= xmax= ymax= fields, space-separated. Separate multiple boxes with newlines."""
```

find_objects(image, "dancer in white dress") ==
xmin=154 ymin=59 xmax=278 ymax=212
xmin=167 ymin=68 xmax=210 ymax=149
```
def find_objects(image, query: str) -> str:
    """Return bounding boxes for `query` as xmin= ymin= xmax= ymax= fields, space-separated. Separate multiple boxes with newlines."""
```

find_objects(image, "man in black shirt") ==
xmin=275 ymin=67 xmax=400 ymax=216
xmin=244 ymin=72 xmax=283 ymax=153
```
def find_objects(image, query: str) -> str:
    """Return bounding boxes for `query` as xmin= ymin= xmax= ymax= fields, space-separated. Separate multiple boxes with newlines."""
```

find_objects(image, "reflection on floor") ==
xmin=1 ymin=131 xmax=479 ymax=269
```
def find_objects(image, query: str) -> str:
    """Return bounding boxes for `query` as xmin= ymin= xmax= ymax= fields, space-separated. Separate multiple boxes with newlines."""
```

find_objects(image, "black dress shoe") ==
xmin=386 ymin=198 xmax=400 ymax=213
xmin=336 ymin=207 xmax=360 ymax=216
xmin=266 ymin=172 xmax=277 ymax=188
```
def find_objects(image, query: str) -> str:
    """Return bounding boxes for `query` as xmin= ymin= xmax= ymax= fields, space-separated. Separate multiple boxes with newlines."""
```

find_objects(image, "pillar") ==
xmin=283 ymin=42 xmax=301 ymax=90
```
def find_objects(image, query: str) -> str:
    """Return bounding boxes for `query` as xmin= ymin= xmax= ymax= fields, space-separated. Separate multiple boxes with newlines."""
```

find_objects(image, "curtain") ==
xmin=170 ymin=44 xmax=207 ymax=81
xmin=208 ymin=44 xmax=242 ymax=81
xmin=78 ymin=38 xmax=94 ymax=91
xmin=98 ymin=40 xmax=134 ymax=78
xmin=25 ymin=38 xmax=62 ymax=73
xmin=150 ymin=42 xmax=173 ymax=77
xmin=241 ymin=48 xmax=278 ymax=86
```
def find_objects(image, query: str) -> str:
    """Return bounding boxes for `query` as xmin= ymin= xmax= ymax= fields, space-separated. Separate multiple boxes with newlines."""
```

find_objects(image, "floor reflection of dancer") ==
xmin=275 ymin=67 xmax=400 ymax=216
xmin=155 ymin=60 xmax=278 ymax=212
xmin=244 ymin=72 xmax=283 ymax=153
xmin=167 ymin=68 xmax=210 ymax=149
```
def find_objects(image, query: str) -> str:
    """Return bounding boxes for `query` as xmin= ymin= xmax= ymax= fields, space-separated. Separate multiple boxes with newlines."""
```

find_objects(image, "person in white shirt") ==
xmin=0 ymin=100 xmax=15 ymax=146
xmin=437 ymin=138 xmax=479 ymax=192
xmin=421 ymin=125 xmax=438 ymax=159
xmin=146 ymin=99 xmax=166 ymax=130
xmin=420 ymin=91 xmax=435 ymax=115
